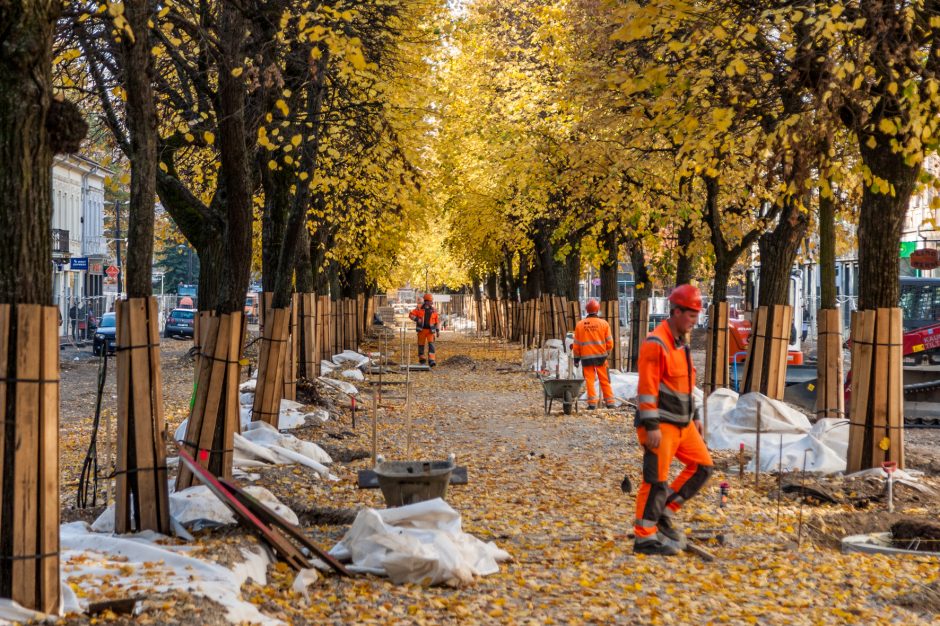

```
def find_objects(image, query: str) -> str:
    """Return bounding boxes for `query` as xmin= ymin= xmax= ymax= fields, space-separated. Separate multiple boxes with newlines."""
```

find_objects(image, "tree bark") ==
xmin=532 ymin=218 xmax=559 ymax=296
xmin=600 ymin=227 xmax=620 ymax=302
xmin=857 ymin=143 xmax=920 ymax=310
xmin=675 ymin=217 xmax=694 ymax=287
xmin=294 ymin=226 xmax=314 ymax=293
xmin=563 ymin=244 xmax=581 ymax=301
xmin=757 ymin=196 xmax=809 ymax=307
xmin=121 ymin=0 xmax=158 ymax=299
xmin=627 ymin=237 xmax=652 ymax=300
xmin=819 ymin=183 xmax=836 ymax=310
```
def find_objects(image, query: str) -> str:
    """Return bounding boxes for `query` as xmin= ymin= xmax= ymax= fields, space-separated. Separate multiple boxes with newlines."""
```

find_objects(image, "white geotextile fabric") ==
xmin=330 ymin=499 xmax=510 ymax=587
xmin=705 ymin=389 xmax=849 ymax=473
xmin=524 ymin=341 xmax=571 ymax=378
xmin=58 ymin=522 xmax=279 ymax=625
xmin=173 ymin=413 xmax=335 ymax=478
xmin=331 ymin=350 xmax=370 ymax=369
xmin=91 ymin=484 xmax=299 ymax=532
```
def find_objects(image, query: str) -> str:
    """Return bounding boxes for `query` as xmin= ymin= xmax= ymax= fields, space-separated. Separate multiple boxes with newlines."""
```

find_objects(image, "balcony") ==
xmin=52 ymin=229 xmax=69 ymax=255
xmin=82 ymin=235 xmax=108 ymax=258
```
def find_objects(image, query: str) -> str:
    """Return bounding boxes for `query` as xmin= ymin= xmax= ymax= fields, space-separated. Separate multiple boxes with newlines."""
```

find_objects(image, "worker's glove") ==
xmin=573 ymin=358 xmax=580 ymax=367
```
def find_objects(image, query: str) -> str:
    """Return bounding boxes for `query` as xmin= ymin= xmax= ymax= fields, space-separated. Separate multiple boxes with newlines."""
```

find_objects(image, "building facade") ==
xmin=52 ymin=154 xmax=111 ymax=337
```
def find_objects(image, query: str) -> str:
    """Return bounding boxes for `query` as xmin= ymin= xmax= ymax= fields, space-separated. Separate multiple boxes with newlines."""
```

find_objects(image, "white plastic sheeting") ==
xmin=91 ymin=484 xmax=299 ymax=532
xmin=59 ymin=522 xmax=279 ymax=625
xmin=342 ymin=369 xmax=365 ymax=381
xmin=331 ymin=350 xmax=370 ymax=369
xmin=705 ymin=389 xmax=848 ymax=473
xmin=330 ymin=499 xmax=510 ymax=587
xmin=524 ymin=342 xmax=571 ymax=378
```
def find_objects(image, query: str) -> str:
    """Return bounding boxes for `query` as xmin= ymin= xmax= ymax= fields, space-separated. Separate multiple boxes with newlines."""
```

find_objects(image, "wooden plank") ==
xmin=744 ymin=307 xmax=767 ymax=394
xmin=12 ymin=304 xmax=41 ymax=607
xmin=177 ymin=314 xmax=220 ymax=489
xmin=771 ymin=306 xmax=791 ymax=399
xmin=128 ymin=298 xmax=158 ymax=531
xmin=848 ymin=310 xmax=875 ymax=471
xmin=871 ymin=309 xmax=890 ymax=465
xmin=39 ymin=306 xmax=59 ymax=613
xmin=146 ymin=298 xmax=170 ymax=532
xmin=114 ymin=300 xmax=131 ymax=533
xmin=200 ymin=313 xmax=231 ymax=461
xmin=887 ymin=307 xmax=904 ymax=467
xmin=222 ymin=312 xmax=242 ymax=479
xmin=0 ymin=304 xmax=8 ymax=560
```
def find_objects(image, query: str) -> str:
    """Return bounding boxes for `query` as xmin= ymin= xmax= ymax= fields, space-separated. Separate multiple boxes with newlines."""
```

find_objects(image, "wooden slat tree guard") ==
xmin=741 ymin=305 xmax=791 ymax=399
xmin=253 ymin=297 xmax=290 ymax=427
xmin=176 ymin=311 xmax=242 ymax=489
xmin=627 ymin=299 xmax=649 ymax=372
xmin=847 ymin=308 xmax=904 ymax=471
xmin=0 ymin=305 xmax=60 ymax=613
xmin=115 ymin=298 xmax=170 ymax=534
xmin=704 ymin=302 xmax=730 ymax=393
xmin=298 ymin=293 xmax=319 ymax=378
xmin=283 ymin=294 xmax=299 ymax=401
xmin=601 ymin=300 xmax=621 ymax=367
xmin=816 ymin=308 xmax=845 ymax=420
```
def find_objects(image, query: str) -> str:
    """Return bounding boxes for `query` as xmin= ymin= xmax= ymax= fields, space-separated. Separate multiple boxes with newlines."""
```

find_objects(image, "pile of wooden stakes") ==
xmin=115 ymin=298 xmax=169 ymax=534
xmin=0 ymin=305 xmax=59 ymax=613
xmin=176 ymin=311 xmax=243 ymax=490
xmin=847 ymin=308 xmax=904 ymax=471
xmin=741 ymin=305 xmax=791 ymax=399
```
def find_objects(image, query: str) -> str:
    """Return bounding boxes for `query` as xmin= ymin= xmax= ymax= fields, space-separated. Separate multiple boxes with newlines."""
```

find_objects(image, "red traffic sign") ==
xmin=106 ymin=265 xmax=119 ymax=279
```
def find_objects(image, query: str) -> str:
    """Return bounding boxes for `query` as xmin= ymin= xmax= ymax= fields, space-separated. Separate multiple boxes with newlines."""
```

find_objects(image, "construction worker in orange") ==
xmin=572 ymin=299 xmax=615 ymax=409
xmin=633 ymin=284 xmax=713 ymax=556
xmin=409 ymin=293 xmax=440 ymax=367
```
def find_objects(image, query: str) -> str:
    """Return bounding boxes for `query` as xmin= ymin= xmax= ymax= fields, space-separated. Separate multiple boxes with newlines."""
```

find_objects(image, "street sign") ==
xmin=70 ymin=257 xmax=88 ymax=271
xmin=911 ymin=248 xmax=940 ymax=270
xmin=106 ymin=265 xmax=119 ymax=279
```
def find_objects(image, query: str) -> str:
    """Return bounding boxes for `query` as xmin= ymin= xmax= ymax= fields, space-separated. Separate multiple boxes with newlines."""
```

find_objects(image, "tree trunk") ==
xmin=295 ymin=226 xmax=314 ymax=293
xmin=712 ymin=259 xmax=733 ymax=304
xmin=819 ymin=183 xmax=837 ymax=310
xmin=675 ymin=218 xmax=694 ymax=287
xmin=213 ymin=2 xmax=253 ymax=314
xmin=533 ymin=218 xmax=559 ymax=296
xmin=484 ymin=273 xmax=498 ymax=300
xmin=600 ymin=227 xmax=620 ymax=302
xmin=260 ymin=168 xmax=289 ymax=294
xmin=627 ymin=237 xmax=652 ymax=299
xmin=563 ymin=245 xmax=581 ymax=301
xmin=121 ymin=0 xmax=158 ymax=299
xmin=857 ymin=144 xmax=920 ymax=310
xmin=757 ymin=197 xmax=809 ymax=307
xmin=0 ymin=0 xmax=85 ymax=612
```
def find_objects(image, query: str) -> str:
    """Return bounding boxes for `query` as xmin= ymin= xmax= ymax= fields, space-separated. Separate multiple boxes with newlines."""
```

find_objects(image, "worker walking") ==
xmin=633 ymin=284 xmax=713 ymax=556
xmin=573 ymin=299 xmax=615 ymax=409
xmin=409 ymin=293 xmax=440 ymax=367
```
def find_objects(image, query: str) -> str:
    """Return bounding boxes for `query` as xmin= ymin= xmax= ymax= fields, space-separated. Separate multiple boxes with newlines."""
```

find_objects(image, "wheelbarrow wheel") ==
xmin=562 ymin=390 xmax=573 ymax=415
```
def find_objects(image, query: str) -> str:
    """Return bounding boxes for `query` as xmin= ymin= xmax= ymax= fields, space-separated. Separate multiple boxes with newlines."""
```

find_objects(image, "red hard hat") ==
xmin=423 ymin=293 xmax=433 ymax=302
xmin=669 ymin=284 xmax=702 ymax=312
xmin=585 ymin=299 xmax=600 ymax=314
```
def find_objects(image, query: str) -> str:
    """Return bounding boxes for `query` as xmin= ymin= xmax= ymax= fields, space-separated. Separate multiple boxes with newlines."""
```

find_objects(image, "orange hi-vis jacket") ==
xmin=636 ymin=320 xmax=698 ymax=430
xmin=409 ymin=305 xmax=440 ymax=333
xmin=573 ymin=314 xmax=614 ymax=367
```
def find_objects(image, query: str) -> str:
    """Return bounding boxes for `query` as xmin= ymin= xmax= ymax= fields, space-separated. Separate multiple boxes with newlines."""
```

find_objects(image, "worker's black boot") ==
xmin=657 ymin=512 xmax=687 ymax=549
xmin=419 ymin=358 xmax=427 ymax=365
xmin=587 ymin=404 xmax=597 ymax=410
xmin=429 ymin=359 xmax=436 ymax=368
xmin=633 ymin=535 xmax=679 ymax=556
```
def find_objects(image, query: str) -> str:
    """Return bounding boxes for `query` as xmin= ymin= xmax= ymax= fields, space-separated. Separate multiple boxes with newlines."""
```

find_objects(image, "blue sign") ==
xmin=70 ymin=257 xmax=89 ymax=271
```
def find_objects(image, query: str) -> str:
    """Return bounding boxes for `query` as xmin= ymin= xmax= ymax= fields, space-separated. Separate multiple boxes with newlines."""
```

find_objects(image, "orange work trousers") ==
xmin=417 ymin=329 xmax=436 ymax=361
xmin=634 ymin=422 xmax=713 ymax=538
xmin=583 ymin=364 xmax=614 ymax=405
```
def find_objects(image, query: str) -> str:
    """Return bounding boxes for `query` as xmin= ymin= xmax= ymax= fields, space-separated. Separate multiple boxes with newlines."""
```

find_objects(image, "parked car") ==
xmin=93 ymin=312 xmax=117 ymax=356
xmin=164 ymin=308 xmax=196 ymax=338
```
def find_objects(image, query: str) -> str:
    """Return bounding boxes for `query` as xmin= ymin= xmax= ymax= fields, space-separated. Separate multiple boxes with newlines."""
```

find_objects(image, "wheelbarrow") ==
xmin=541 ymin=377 xmax=584 ymax=415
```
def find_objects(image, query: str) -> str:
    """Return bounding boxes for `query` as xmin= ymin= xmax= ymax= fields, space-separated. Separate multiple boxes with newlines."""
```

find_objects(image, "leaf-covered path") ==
xmin=264 ymin=332 xmax=939 ymax=625
xmin=57 ymin=332 xmax=940 ymax=625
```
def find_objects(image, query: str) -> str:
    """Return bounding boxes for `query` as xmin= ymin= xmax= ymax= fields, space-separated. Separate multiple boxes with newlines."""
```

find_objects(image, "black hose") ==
xmin=77 ymin=348 xmax=108 ymax=508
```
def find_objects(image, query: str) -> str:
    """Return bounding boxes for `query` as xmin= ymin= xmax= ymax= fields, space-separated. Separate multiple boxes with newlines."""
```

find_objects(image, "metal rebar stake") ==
xmin=371 ymin=384 xmax=378 ymax=466
xmin=754 ymin=402 xmax=762 ymax=488
xmin=797 ymin=448 xmax=810 ymax=548
xmin=776 ymin=434 xmax=784 ymax=526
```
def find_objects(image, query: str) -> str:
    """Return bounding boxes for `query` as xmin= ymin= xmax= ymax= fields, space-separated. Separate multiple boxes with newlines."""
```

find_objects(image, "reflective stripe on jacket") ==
xmin=636 ymin=320 xmax=697 ymax=430
xmin=573 ymin=314 xmax=614 ymax=367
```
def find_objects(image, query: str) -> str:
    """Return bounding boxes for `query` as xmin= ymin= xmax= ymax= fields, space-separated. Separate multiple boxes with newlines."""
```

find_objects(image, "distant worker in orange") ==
xmin=633 ymin=284 xmax=713 ymax=556
xmin=572 ymin=299 xmax=615 ymax=409
xmin=409 ymin=293 xmax=440 ymax=367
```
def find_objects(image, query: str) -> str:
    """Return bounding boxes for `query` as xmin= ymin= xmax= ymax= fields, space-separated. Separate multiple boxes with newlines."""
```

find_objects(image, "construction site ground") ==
xmin=56 ymin=332 xmax=940 ymax=625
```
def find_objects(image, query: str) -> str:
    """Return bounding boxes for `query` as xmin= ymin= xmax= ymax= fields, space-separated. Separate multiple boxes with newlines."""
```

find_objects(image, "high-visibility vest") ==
xmin=573 ymin=314 xmax=613 ymax=366
xmin=636 ymin=320 xmax=696 ymax=429
xmin=410 ymin=306 xmax=439 ymax=332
